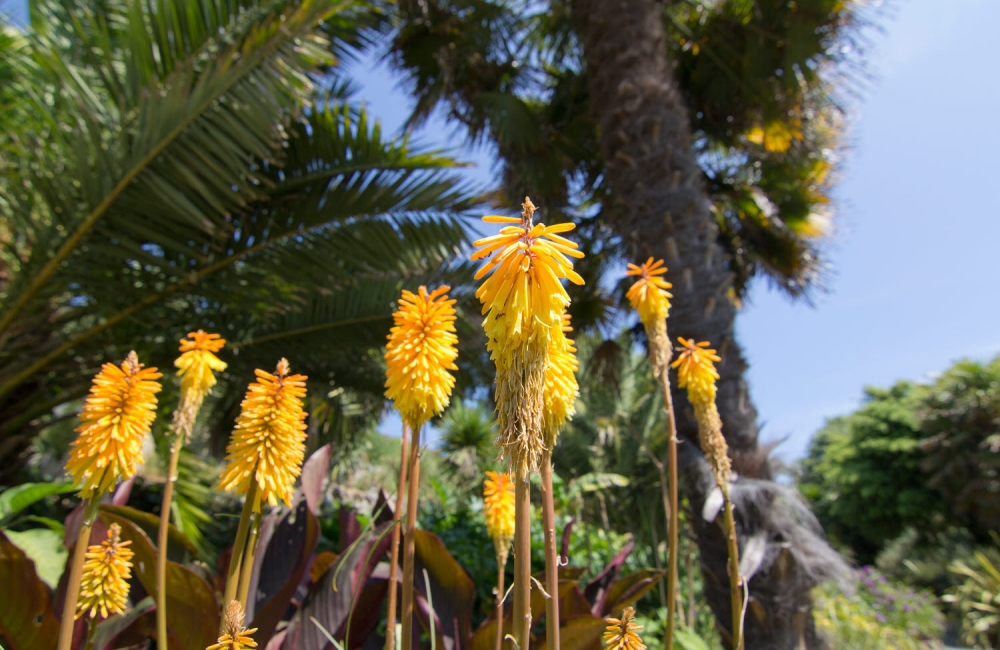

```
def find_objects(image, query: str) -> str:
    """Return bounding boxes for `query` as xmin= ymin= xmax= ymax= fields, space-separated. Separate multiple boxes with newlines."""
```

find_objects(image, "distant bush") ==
xmin=813 ymin=567 xmax=944 ymax=650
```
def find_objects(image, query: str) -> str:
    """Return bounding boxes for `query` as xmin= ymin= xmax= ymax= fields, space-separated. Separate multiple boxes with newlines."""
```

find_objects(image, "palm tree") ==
xmin=439 ymin=399 xmax=496 ymax=491
xmin=384 ymin=0 xmax=868 ymax=646
xmin=0 ymin=0 xmax=480 ymax=479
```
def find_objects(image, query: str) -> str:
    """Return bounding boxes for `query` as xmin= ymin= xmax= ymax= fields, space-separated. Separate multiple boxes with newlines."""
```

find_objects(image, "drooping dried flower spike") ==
xmin=208 ymin=600 xmax=258 ymax=650
xmin=672 ymin=338 xmax=730 ymax=484
xmin=217 ymin=359 xmax=308 ymax=509
xmin=175 ymin=330 xmax=227 ymax=412
xmin=471 ymin=197 xmax=584 ymax=473
xmin=542 ymin=312 xmax=579 ymax=448
xmin=76 ymin=523 xmax=134 ymax=619
xmin=483 ymin=470 xmax=516 ymax=561
xmin=384 ymin=285 xmax=459 ymax=430
xmin=625 ymin=257 xmax=672 ymax=328
xmin=604 ymin=606 xmax=647 ymax=650
xmin=65 ymin=351 xmax=162 ymax=498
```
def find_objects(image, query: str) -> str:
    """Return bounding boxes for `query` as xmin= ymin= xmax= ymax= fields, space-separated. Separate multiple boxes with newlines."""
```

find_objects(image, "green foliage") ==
xmin=801 ymin=354 xmax=1000 ymax=563
xmin=0 ymin=0 xmax=477 ymax=478
xmin=944 ymin=536 xmax=1000 ymax=648
xmin=920 ymin=358 xmax=1000 ymax=536
xmin=800 ymin=382 xmax=942 ymax=561
xmin=438 ymin=399 xmax=497 ymax=491
xmin=387 ymin=0 xmax=872 ymax=307
xmin=813 ymin=568 xmax=944 ymax=650
xmin=632 ymin=607 xmax=722 ymax=650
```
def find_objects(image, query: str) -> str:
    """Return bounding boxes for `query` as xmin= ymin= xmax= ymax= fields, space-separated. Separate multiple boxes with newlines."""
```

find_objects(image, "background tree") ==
xmin=799 ymin=382 xmax=944 ymax=564
xmin=385 ymin=0 xmax=871 ymax=646
xmin=0 ymin=0 xmax=485 ymax=481
xmin=802 ymin=354 xmax=1000 ymax=563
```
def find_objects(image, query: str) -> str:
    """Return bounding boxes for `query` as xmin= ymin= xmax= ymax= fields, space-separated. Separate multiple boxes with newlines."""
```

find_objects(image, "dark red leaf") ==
xmin=250 ymin=502 xmax=320 ymax=646
xmin=0 ymin=530 xmax=60 ymax=650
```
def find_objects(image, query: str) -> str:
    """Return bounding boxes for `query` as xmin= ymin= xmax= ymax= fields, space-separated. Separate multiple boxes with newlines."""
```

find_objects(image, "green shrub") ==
xmin=813 ymin=568 xmax=944 ymax=650
xmin=944 ymin=540 xmax=1000 ymax=648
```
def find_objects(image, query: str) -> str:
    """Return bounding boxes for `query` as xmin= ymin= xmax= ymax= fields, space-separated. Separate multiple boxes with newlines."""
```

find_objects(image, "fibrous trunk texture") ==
xmin=571 ymin=0 xmax=841 ymax=647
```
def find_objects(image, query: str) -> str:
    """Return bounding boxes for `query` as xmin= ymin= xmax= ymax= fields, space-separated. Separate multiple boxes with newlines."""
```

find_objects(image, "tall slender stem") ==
xmin=647 ymin=323 xmax=679 ymax=650
xmin=540 ymin=454 xmax=559 ymax=650
xmin=512 ymin=470 xmax=532 ymax=650
xmin=400 ymin=425 xmax=422 ymax=650
xmin=57 ymin=495 xmax=101 ymax=650
xmin=220 ymin=480 xmax=260 ymax=633
xmin=385 ymin=422 xmax=410 ymax=650
xmin=236 ymin=509 xmax=263 ymax=607
xmin=156 ymin=434 xmax=183 ymax=650
xmin=720 ymin=483 xmax=743 ymax=650
xmin=494 ymin=556 xmax=507 ymax=650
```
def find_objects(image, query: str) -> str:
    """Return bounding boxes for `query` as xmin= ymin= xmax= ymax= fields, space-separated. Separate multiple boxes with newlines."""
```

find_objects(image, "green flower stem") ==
xmin=512 ymin=469 xmax=532 ymax=650
xmin=720 ymin=482 xmax=744 ymax=650
xmin=385 ymin=422 xmax=410 ymax=650
xmin=221 ymin=480 xmax=260 ymax=632
xmin=57 ymin=494 xmax=102 ymax=650
xmin=540 ymin=453 xmax=559 ymax=650
xmin=236 ymin=508 xmax=263 ymax=607
xmin=400 ymin=424 xmax=422 ymax=650
xmin=156 ymin=432 xmax=185 ymax=650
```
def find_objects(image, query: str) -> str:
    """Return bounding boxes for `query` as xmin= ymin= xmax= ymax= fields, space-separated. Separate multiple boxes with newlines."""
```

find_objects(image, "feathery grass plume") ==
xmin=625 ymin=258 xmax=672 ymax=328
xmin=384 ymin=285 xmax=460 ymax=429
xmin=471 ymin=197 xmax=584 ymax=474
xmin=603 ymin=606 xmax=647 ymax=650
xmin=76 ymin=523 xmax=134 ymax=619
xmin=208 ymin=600 xmax=258 ymax=650
xmin=174 ymin=330 xmax=227 ymax=431
xmin=542 ymin=312 xmax=579 ymax=449
xmin=484 ymin=471 xmax=516 ymax=563
xmin=217 ymin=359 xmax=308 ymax=509
xmin=65 ymin=351 xmax=162 ymax=498
xmin=672 ymin=338 xmax=730 ymax=485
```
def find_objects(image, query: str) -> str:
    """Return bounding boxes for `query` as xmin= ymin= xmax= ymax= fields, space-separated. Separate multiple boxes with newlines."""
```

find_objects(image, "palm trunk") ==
xmin=571 ymin=1 xmax=837 ymax=647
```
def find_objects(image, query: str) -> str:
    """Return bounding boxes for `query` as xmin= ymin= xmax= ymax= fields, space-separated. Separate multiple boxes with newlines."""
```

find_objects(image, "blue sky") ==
xmin=348 ymin=0 xmax=1000 ymax=458
xmin=6 ymin=0 xmax=997 ymax=459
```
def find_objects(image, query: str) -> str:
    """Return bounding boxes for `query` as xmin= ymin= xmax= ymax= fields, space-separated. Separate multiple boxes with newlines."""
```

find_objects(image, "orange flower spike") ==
xmin=175 ymin=330 xmax=227 ymax=407
xmin=483 ymin=471 xmax=516 ymax=544
xmin=625 ymin=257 xmax=673 ymax=327
xmin=384 ymin=285 xmax=459 ymax=431
xmin=76 ymin=523 xmax=134 ymax=620
xmin=604 ymin=606 xmax=647 ymax=650
xmin=671 ymin=338 xmax=721 ymax=406
xmin=543 ymin=313 xmax=579 ymax=447
xmin=217 ymin=359 xmax=308 ymax=509
xmin=65 ymin=352 xmax=162 ymax=498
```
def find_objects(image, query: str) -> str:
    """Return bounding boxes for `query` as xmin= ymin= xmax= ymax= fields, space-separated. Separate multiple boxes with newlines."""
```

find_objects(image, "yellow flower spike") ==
xmin=76 ymin=523 xmax=134 ymax=620
xmin=483 ymin=471 xmax=516 ymax=548
xmin=384 ymin=285 xmax=459 ymax=431
xmin=542 ymin=312 xmax=579 ymax=448
xmin=65 ymin=351 xmax=162 ymax=498
xmin=472 ymin=197 xmax=584 ymax=474
xmin=207 ymin=600 xmax=258 ymax=650
xmin=672 ymin=337 xmax=731 ymax=485
xmin=176 ymin=330 xmax=227 ymax=407
xmin=672 ymin=338 xmax=721 ymax=406
xmin=603 ymin=606 xmax=647 ymax=650
xmin=625 ymin=258 xmax=672 ymax=328
xmin=217 ymin=359 xmax=308 ymax=509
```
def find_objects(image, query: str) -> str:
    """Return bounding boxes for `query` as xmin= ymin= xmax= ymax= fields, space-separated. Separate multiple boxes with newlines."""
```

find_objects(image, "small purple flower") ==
xmin=875 ymin=612 xmax=887 ymax=624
